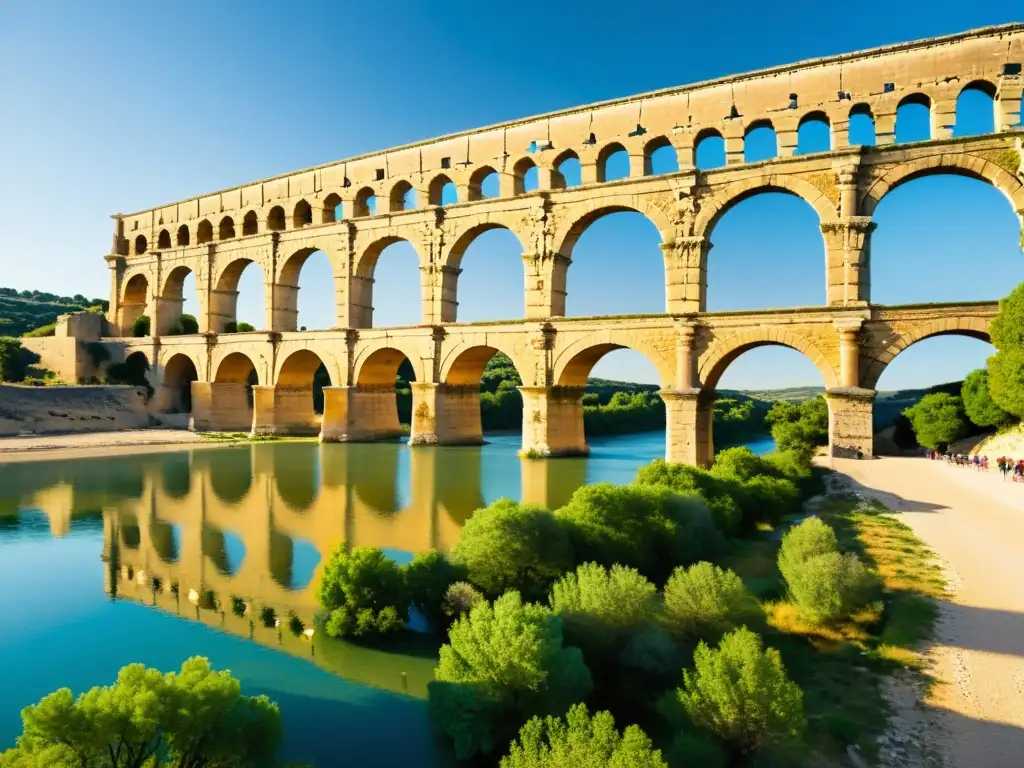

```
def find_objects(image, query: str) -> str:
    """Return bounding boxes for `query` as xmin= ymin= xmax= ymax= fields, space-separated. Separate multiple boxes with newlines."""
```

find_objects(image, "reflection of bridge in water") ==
xmin=0 ymin=443 xmax=590 ymax=692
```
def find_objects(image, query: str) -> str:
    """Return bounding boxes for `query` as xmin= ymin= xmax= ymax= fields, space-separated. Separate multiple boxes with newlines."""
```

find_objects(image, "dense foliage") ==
xmin=0 ymin=656 xmax=284 ymax=767
xmin=0 ymin=287 xmax=107 ymax=338
xmin=168 ymin=313 xmax=200 ymax=335
xmin=986 ymin=283 xmax=1024 ymax=420
xmin=960 ymin=369 xmax=1011 ymax=428
xmin=131 ymin=314 xmax=151 ymax=337
xmin=903 ymin=393 xmax=967 ymax=450
xmin=0 ymin=338 xmax=40 ymax=382
xmin=430 ymin=592 xmax=593 ymax=760
xmin=317 ymin=546 xmax=409 ymax=638
xmin=501 ymin=703 xmax=667 ymax=768
xmin=765 ymin=397 xmax=828 ymax=458
xmin=663 ymin=562 xmax=761 ymax=643
xmin=405 ymin=550 xmax=467 ymax=632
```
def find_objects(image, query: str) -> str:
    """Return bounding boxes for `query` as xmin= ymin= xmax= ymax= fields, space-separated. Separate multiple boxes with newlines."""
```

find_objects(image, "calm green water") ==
xmin=0 ymin=432 xmax=772 ymax=765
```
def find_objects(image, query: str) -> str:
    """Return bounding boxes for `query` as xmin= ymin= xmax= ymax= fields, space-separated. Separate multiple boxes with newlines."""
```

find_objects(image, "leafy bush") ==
xmin=988 ymin=348 xmax=1024 ymax=420
xmin=429 ymin=592 xmax=593 ymax=761
xmin=904 ymin=393 xmax=967 ymax=450
xmin=989 ymin=281 xmax=1024 ymax=350
xmin=448 ymin=499 xmax=574 ymax=601
xmin=0 ymin=656 xmax=284 ymax=767
xmin=677 ymin=627 xmax=805 ymax=755
xmin=0 ymin=338 xmax=39 ymax=382
xmin=766 ymin=397 xmax=828 ymax=456
xmin=442 ymin=581 xmax=484 ymax=621
xmin=663 ymin=562 xmax=760 ymax=642
xmin=237 ymin=321 xmax=255 ymax=332
xmin=22 ymin=322 xmax=55 ymax=337
xmin=131 ymin=314 xmax=151 ymax=337
xmin=741 ymin=474 xmax=802 ymax=524
xmin=556 ymin=483 xmax=722 ymax=582
xmin=634 ymin=460 xmax=743 ymax=535
xmin=784 ymin=552 xmax=877 ymax=624
xmin=777 ymin=517 xmax=838 ymax=580
xmin=710 ymin=446 xmax=781 ymax=481
xmin=168 ymin=313 xmax=200 ymax=336
xmin=961 ymin=369 xmax=1012 ymax=427
xmin=316 ymin=545 xmax=407 ymax=638
xmin=404 ymin=550 xmax=465 ymax=632
xmin=501 ymin=703 xmax=667 ymax=768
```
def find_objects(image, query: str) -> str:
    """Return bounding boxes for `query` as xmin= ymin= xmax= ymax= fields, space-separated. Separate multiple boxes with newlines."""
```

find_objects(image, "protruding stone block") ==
xmin=826 ymin=387 xmax=875 ymax=458
xmin=191 ymin=382 xmax=252 ymax=432
xmin=251 ymin=385 xmax=320 ymax=437
xmin=519 ymin=386 xmax=588 ymax=457
xmin=320 ymin=385 xmax=404 ymax=442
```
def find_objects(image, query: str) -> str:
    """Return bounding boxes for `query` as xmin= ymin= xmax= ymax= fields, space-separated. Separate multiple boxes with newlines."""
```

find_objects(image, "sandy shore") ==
xmin=833 ymin=456 xmax=1024 ymax=768
xmin=0 ymin=429 xmax=211 ymax=463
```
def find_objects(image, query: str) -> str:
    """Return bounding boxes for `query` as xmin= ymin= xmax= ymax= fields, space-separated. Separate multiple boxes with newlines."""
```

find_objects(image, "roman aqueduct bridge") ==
xmin=93 ymin=24 xmax=1023 ymax=464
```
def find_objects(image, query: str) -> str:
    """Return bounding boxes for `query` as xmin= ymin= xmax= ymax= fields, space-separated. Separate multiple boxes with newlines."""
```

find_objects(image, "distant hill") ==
xmin=721 ymin=386 xmax=824 ymax=403
xmin=0 ymin=288 xmax=108 ymax=337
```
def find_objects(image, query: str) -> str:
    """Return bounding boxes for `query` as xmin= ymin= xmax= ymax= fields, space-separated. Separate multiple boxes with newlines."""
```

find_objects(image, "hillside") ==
xmin=0 ymin=288 xmax=108 ymax=337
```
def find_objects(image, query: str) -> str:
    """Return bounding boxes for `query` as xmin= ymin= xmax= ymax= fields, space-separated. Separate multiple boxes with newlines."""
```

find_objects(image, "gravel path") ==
xmin=834 ymin=456 xmax=1024 ymax=768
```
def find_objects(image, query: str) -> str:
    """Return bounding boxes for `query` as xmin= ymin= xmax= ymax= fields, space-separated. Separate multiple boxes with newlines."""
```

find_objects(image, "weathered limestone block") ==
xmin=519 ymin=385 xmax=588 ymax=457
xmin=408 ymin=382 xmax=485 ymax=446
xmin=826 ymin=387 xmax=875 ymax=458
xmin=251 ymin=385 xmax=320 ymax=437
xmin=191 ymin=382 xmax=252 ymax=432
xmin=822 ymin=217 xmax=875 ymax=306
xmin=320 ymin=385 xmax=403 ymax=442
xmin=661 ymin=388 xmax=704 ymax=466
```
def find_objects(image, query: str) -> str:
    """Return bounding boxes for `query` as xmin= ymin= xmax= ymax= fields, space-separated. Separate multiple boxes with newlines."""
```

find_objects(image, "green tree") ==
xmin=677 ymin=627 xmax=805 ymax=756
xmin=448 ymin=499 xmax=574 ymax=601
xmin=0 ymin=657 xmax=283 ymax=767
xmin=961 ymin=369 xmax=1012 ymax=427
xmin=131 ymin=314 xmax=151 ymax=337
xmin=783 ymin=551 xmax=877 ymax=624
xmin=663 ymin=562 xmax=761 ymax=642
xmin=0 ymin=338 xmax=38 ymax=382
xmin=988 ymin=348 xmax=1024 ymax=420
xmin=988 ymin=282 xmax=1024 ymax=350
xmin=766 ymin=397 xmax=829 ymax=457
xmin=404 ymin=550 xmax=465 ymax=633
xmin=316 ymin=545 xmax=408 ymax=638
xmin=500 ymin=703 xmax=667 ymax=768
xmin=903 ymin=393 xmax=967 ymax=450
xmin=429 ymin=592 xmax=593 ymax=761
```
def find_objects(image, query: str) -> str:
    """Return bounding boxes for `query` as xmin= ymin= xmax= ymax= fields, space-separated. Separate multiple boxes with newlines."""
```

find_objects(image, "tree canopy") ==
xmin=903 ymin=393 xmax=968 ymax=450
xmin=961 ymin=369 xmax=1011 ymax=427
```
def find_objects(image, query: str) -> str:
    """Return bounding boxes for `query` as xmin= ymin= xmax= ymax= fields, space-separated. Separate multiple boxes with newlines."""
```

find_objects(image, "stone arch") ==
xmin=158 ymin=352 xmax=199 ymax=413
xmin=744 ymin=118 xmax=778 ymax=163
xmin=176 ymin=224 xmax=190 ymax=246
xmin=354 ymin=186 xmax=376 ymax=217
xmin=267 ymin=206 xmax=286 ymax=231
xmin=159 ymin=265 xmax=198 ymax=335
xmin=444 ymin=221 xmax=525 ymax=270
xmin=643 ymin=135 xmax=677 ymax=175
xmin=694 ymin=127 xmax=726 ymax=170
xmin=797 ymin=110 xmax=831 ymax=154
xmin=355 ymin=235 xmax=423 ymax=279
xmin=512 ymin=156 xmax=538 ymax=194
xmin=322 ymin=192 xmax=343 ymax=223
xmin=554 ymin=195 xmax=674 ymax=256
xmin=197 ymin=219 xmax=213 ymax=244
xmin=597 ymin=141 xmax=628 ymax=182
xmin=353 ymin=342 xmax=427 ymax=387
xmin=955 ymin=80 xmax=998 ymax=136
xmin=276 ymin=348 xmax=332 ymax=388
xmin=694 ymin=175 xmax=838 ymax=241
xmin=428 ymin=174 xmax=456 ymax=206
xmin=551 ymin=149 xmax=581 ymax=189
xmin=389 ymin=180 xmax=415 ymax=212
xmin=848 ymin=103 xmax=876 ymax=145
xmin=214 ymin=351 xmax=260 ymax=384
xmin=134 ymin=234 xmax=147 ymax=255
xmin=439 ymin=341 xmax=533 ymax=387
xmin=277 ymin=247 xmax=337 ymax=330
xmin=861 ymin=316 xmax=992 ymax=390
xmin=553 ymin=332 xmax=674 ymax=389
xmin=861 ymin=153 xmax=1024 ymax=216
xmin=218 ymin=216 xmax=235 ymax=240
xmin=242 ymin=210 xmax=259 ymax=236
xmin=157 ymin=229 xmax=172 ymax=249
xmin=698 ymin=329 xmax=838 ymax=391
xmin=213 ymin=257 xmax=265 ymax=331
xmin=270 ymin=349 xmax=332 ymax=435
xmin=121 ymin=273 xmax=150 ymax=335
xmin=895 ymin=92 xmax=932 ymax=142
xmin=293 ymin=199 xmax=313 ymax=228
xmin=468 ymin=166 xmax=499 ymax=200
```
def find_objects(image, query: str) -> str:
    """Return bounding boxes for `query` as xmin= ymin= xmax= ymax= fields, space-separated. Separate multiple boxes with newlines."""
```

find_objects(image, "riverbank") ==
xmin=832 ymin=455 xmax=1024 ymax=768
xmin=0 ymin=429 xmax=213 ymax=462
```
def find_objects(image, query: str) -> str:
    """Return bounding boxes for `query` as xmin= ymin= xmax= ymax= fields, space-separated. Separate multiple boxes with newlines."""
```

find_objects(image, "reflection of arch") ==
xmin=215 ymin=352 xmax=259 ymax=384
xmin=270 ymin=534 xmax=320 ymax=591
xmin=597 ymin=142 xmax=628 ymax=182
xmin=436 ymin=447 xmax=484 ymax=527
xmin=219 ymin=216 xmax=235 ymax=240
xmin=389 ymin=180 xmax=414 ymax=212
xmin=643 ymin=136 xmax=676 ymax=175
xmin=267 ymin=206 xmax=286 ymax=231
xmin=203 ymin=524 xmax=245 ymax=576
xmin=513 ymin=157 xmax=537 ymax=194
xmin=176 ymin=225 xmax=190 ymax=246
xmin=428 ymin=174 xmax=456 ymax=206
xmin=351 ymin=442 xmax=405 ymax=515
xmin=242 ymin=211 xmax=258 ymax=236
xmin=554 ymin=336 xmax=672 ymax=388
xmin=200 ymin=447 xmax=254 ymax=504
xmin=157 ymin=229 xmax=171 ymax=249
xmin=555 ymin=199 xmax=671 ymax=256
xmin=160 ymin=453 xmax=191 ymax=499
xmin=162 ymin=353 xmax=199 ymax=412
xmin=353 ymin=345 xmax=421 ymax=386
xmin=695 ymin=176 xmax=837 ymax=240
xmin=440 ymin=343 xmax=529 ymax=386
xmin=698 ymin=331 xmax=838 ymax=390
xmin=862 ymin=318 xmax=992 ymax=389
xmin=861 ymin=155 xmax=1024 ymax=216
xmin=272 ymin=443 xmax=320 ymax=512
xmin=197 ymin=220 xmax=213 ymax=244
xmin=323 ymin=192 xmax=343 ymax=223
xmin=150 ymin=520 xmax=180 ymax=564
xmin=468 ymin=166 xmax=498 ymax=200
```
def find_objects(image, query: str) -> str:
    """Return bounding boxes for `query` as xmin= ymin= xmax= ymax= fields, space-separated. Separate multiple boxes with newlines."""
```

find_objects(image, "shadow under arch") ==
xmin=160 ymin=452 xmax=192 ymax=499
xmin=350 ymin=442 xmax=407 ymax=516
xmin=150 ymin=519 xmax=181 ymax=564
xmin=269 ymin=442 xmax=321 ymax=512
xmin=159 ymin=353 xmax=199 ymax=415
xmin=194 ymin=446 xmax=254 ymax=505
xmin=269 ymin=530 xmax=322 ymax=591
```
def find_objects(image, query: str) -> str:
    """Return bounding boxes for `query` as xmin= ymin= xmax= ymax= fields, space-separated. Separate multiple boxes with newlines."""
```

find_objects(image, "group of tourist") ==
xmin=928 ymin=450 xmax=1024 ymax=481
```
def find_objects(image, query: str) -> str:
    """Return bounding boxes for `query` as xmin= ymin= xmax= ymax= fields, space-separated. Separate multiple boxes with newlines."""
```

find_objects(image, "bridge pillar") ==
xmin=663 ymin=237 xmax=708 ymax=313
xmin=408 ymin=383 xmax=484 ymax=446
xmin=191 ymin=382 xmax=252 ymax=432
xmin=320 ymin=385 xmax=403 ymax=442
xmin=874 ymin=108 xmax=897 ymax=146
xmin=826 ymin=387 xmax=875 ymax=458
xmin=822 ymin=217 xmax=875 ymax=306
xmin=523 ymin=252 xmax=570 ymax=318
xmin=996 ymin=76 xmax=1023 ymax=131
xmin=519 ymin=385 xmax=588 ymax=457
xmin=422 ymin=264 xmax=461 ymax=324
xmin=207 ymin=288 xmax=239 ymax=333
xmin=153 ymin=296 xmax=184 ymax=336
xmin=933 ymin=98 xmax=957 ymax=141
xmin=835 ymin=321 xmax=863 ymax=388
xmin=269 ymin=283 xmax=299 ymax=332
xmin=250 ymin=385 xmax=320 ymax=437
xmin=661 ymin=389 xmax=705 ymax=466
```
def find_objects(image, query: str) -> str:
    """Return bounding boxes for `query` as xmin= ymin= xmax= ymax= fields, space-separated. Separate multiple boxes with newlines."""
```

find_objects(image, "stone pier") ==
xmin=191 ymin=382 xmax=252 ymax=432
xmin=320 ymin=386 xmax=404 ymax=442
xmin=519 ymin=386 xmax=588 ymax=457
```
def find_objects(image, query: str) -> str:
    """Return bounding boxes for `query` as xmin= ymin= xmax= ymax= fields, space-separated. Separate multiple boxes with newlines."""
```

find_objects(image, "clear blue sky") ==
xmin=1 ymin=1 xmax=1020 ymax=391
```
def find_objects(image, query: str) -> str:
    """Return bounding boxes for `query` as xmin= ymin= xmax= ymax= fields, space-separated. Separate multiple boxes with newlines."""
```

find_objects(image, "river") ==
xmin=0 ymin=432 xmax=773 ymax=765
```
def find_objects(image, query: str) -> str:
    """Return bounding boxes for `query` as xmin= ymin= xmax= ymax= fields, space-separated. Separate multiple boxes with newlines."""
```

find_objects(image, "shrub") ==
xmin=236 ymin=321 xmax=255 ymax=332
xmin=677 ymin=627 xmax=805 ymax=755
xmin=777 ymin=517 xmax=838 ymax=582
xmin=903 ymin=393 xmax=967 ymax=450
xmin=784 ymin=551 xmax=877 ymax=624
xmin=663 ymin=562 xmax=761 ymax=642
xmin=22 ymin=322 xmax=56 ymax=337
xmin=766 ymin=397 xmax=828 ymax=455
xmin=448 ymin=499 xmax=574 ymax=601
xmin=404 ymin=550 xmax=465 ymax=632
xmin=500 ymin=703 xmax=667 ymax=768
xmin=316 ymin=545 xmax=408 ymax=638
xmin=556 ymin=483 xmax=722 ymax=582
xmin=442 ymin=581 xmax=484 ymax=620
xmin=988 ymin=348 xmax=1024 ymax=420
xmin=741 ymin=474 xmax=802 ymax=524
xmin=429 ymin=592 xmax=593 ymax=760
xmin=710 ymin=446 xmax=781 ymax=481
xmin=178 ymin=313 xmax=199 ymax=334
xmin=0 ymin=337 xmax=39 ymax=383
xmin=131 ymin=314 xmax=151 ymax=337
xmin=634 ymin=460 xmax=742 ymax=535
xmin=989 ymin=281 xmax=1024 ymax=350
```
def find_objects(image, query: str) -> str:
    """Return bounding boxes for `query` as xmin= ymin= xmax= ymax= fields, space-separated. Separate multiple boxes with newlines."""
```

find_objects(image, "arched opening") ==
xmin=354 ymin=187 xmax=376 ymax=217
xmin=557 ymin=346 xmax=667 ymax=455
xmin=468 ymin=167 xmax=499 ymax=200
xmin=270 ymin=532 xmax=321 ymax=591
xmin=744 ymin=120 xmax=778 ymax=163
xmin=160 ymin=354 xmax=198 ymax=414
xmin=444 ymin=346 xmax=526 ymax=442
xmin=354 ymin=239 xmax=422 ymax=327
xmin=176 ymin=225 xmax=190 ymax=246
xmin=134 ymin=235 xmax=147 ymax=255
xmin=848 ymin=104 xmax=876 ymax=146
xmin=597 ymin=142 xmax=629 ymax=182
xmin=121 ymin=274 xmax=149 ymax=336
xmin=954 ymin=81 xmax=997 ymax=137
xmin=197 ymin=220 xmax=213 ymax=244
xmin=445 ymin=225 xmax=525 ymax=321
xmin=151 ymin=520 xmax=182 ymax=564
xmin=705 ymin=188 xmax=824 ymax=310
xmin=870 ymin=174 xmax=1023 ymax=305
xmin=796 ymin=112 xmax=831 ymax=154
xmin=694 ymin=129 xmax=726 ymax=170
xmin=356 ymin=347 xmax=417 ymax=437
xmin=389 ymin=180 xmax=416 ymax=212
xmin=562 ymin=209 xmax=665 ymax=316
xmin=293 ymin=199 xmax=313 ymax=228
xmin=429 ymin=174 xmax=457 ymax=206
xmin=552 ymin=151 xmax=581 ymax=188
xmin=203 ymin=524 xmax=246 ymax=577
xmin=218 ymin=216 xmax=235 ymax=240
xmin=214 ymin=352 xmax=259 ymax=428
xmin=160 ymin=266 xmax=201 ymax=335
xmin=276 ymin=350 xmax=331 ymax=434
xmin=242 ymin=211 xmax=258 ymax=236
xmin=214 ymin=260 xmax=266 ymax=332
xmin=895 ymin=93 xmax=932 ymax=143
xmin=322 ymin=192 xmax=343 ymax=223
xmin=157 ymin=230 xmax=171 ymax=249
xmin=644 ymin=137 xmax=678 ymax=175
xmin=267 ymin=206 xmax=286 ymax=231
xmin=279 ymin=248 xmax=336 ymax=330
xmin=513 ymin=157 xmax=539 ymax=194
